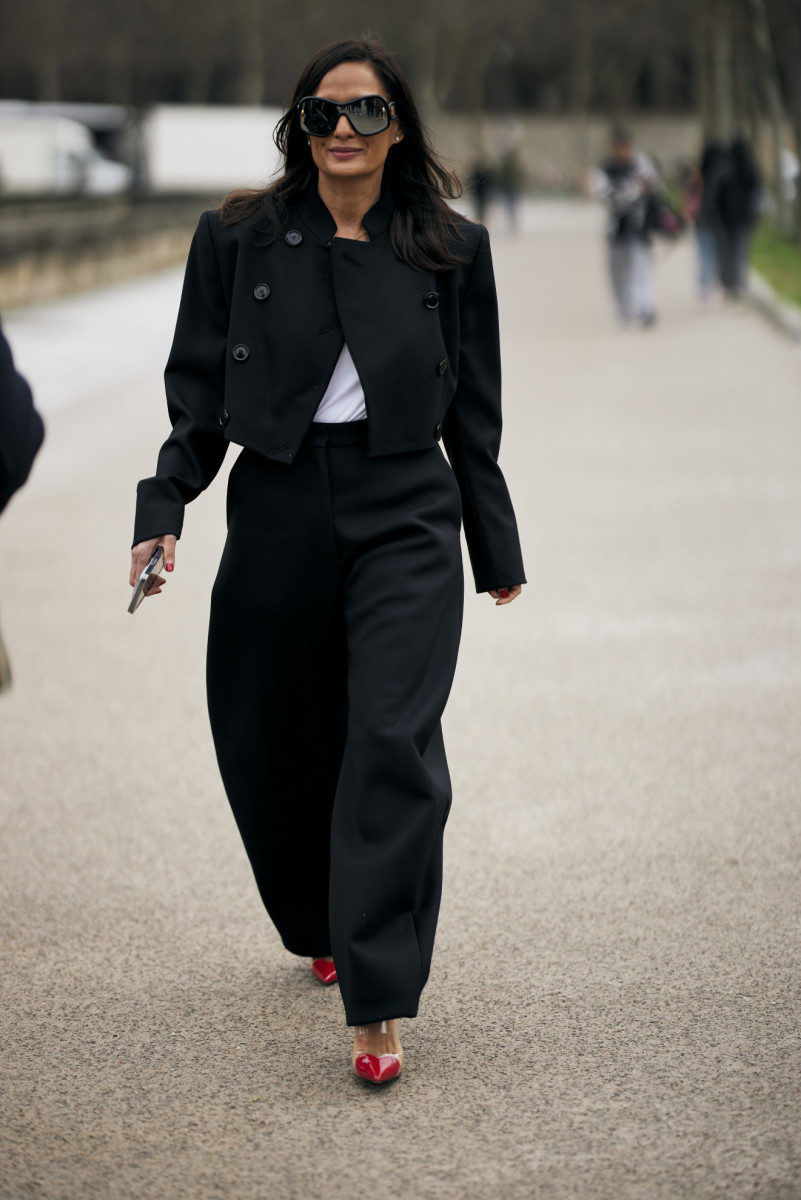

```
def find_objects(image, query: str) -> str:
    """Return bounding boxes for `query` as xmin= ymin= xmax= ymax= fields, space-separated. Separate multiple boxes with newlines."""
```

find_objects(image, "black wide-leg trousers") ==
xmin=206 ymin=421 xmax=464 ymax=1025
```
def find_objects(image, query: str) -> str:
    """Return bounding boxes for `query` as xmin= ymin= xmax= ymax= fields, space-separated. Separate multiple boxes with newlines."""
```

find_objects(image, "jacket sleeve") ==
xmin=442 ymin=226 xmax=526 ymax=593
xmin=133 ymin=211 xmax=229 ymax=545
xmin=0 ymin=317 xmax=45 ymax=516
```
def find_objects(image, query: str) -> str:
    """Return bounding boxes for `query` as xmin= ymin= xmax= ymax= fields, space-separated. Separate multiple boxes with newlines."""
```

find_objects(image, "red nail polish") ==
xmin=166 ymin=563 xmax=174 ymax=572
xmin=500 ymin=588 xmax=509 ymax=598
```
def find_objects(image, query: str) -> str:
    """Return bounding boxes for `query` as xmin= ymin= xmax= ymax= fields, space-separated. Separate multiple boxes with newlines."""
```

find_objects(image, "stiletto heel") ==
xmin=352 ymin=1019 xmax=403 ymax=1084
xmin=311 ymin=957 xmax=337 ymax=985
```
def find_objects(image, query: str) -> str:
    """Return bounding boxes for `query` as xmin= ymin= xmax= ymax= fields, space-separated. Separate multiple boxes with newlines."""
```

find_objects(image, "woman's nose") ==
xmin=333 ymin=114 xmax=354 ymax=137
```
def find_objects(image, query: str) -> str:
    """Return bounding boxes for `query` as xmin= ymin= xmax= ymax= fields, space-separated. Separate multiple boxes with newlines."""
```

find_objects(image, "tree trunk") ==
xmin=231 ymin=0 xmax=265 ymax=106
xmin=696 ymin=1 xmax=713 ymax=138
xmin=33 ymin=52 xmax=61 ymax=101
xmin=731 ymin=0 xmax=754 ymax=136
xmin=183 ymin=66 xmax=215 ymax=106
xmin=781 ymin=6 xmax=801 ymax=242
xmin=741 ymin=0 xmax=790 ymax=231
xmin=568 ymin=0 xmax=594 ymax=167
xmin=232 ymin=69 xmax=266 ymax=107
xmin=711 ymin=0 xmax=734 ymax=140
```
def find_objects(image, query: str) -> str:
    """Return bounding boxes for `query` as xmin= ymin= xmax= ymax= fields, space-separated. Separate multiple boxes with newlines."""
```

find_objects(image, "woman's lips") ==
xmin=330 ymin=147 xmax=362 ymax=159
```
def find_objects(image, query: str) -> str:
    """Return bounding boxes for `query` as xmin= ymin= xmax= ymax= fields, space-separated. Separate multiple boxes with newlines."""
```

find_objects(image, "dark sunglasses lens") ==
xmin=347 ymin=97 xmax=389 ymax=134
xmin=300 ymin=95 xmax=391 ymax=137
xmin=301 ymin=98 xmax=337 ymax=136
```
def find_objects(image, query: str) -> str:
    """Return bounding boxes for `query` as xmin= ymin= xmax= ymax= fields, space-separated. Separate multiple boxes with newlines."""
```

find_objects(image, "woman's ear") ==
xmin=394 ymin=128 xmax=405 ymax=144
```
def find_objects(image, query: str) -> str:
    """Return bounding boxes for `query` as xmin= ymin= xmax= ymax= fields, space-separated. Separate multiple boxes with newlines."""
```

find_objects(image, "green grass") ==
xmin=751 ymin=222 xmax=801 ymax=308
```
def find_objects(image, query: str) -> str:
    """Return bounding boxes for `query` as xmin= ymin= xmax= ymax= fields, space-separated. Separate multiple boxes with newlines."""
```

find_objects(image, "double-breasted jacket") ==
xmin=134 ymin=188 xmax=525 ymax=592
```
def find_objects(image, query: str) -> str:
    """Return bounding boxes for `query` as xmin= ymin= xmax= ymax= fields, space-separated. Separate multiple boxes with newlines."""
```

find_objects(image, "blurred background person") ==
xmin=595 ymin=126 xmax=661 ymax=328
xmin=466 ymin=158 xmax=492 ymax=225
xmin=780 ymin=144 xmax=799 ymax=205
xmin=0 ymin=316 xmax=44 ymax=691
xmin=682 ymin=141 xmax=727 ymax=307
xmin=716 ymin=136 xmax=763 ymax=301
xmin=494 ymin=145 xmax=525 ymax=234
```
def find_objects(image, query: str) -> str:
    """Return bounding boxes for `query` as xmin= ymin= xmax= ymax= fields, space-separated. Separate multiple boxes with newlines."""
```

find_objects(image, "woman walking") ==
xmin=129 ymin=37 xmax=525 ymax=1084
xmin=596 ymin=126 xmax=660 ymax=327
xmin=717 ymin=137 xmax=762 ymax=300
xmin=684 ymin=141 xmax=727 ymax=306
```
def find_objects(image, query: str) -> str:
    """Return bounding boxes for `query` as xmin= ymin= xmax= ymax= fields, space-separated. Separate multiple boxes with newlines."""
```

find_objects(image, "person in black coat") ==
xmin=716 ymin=137 xmax=762 ymax=299
xmin=0 ymin=317 xmax=44 ymax=516
xmin=130 ymin=36 xmax=525 ymax=1084
xmin=0 ymin=315 xmax=44 ymax=691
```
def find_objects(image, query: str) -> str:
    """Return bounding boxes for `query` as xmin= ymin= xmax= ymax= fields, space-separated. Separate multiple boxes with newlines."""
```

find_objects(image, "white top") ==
xmin=313 ymin=343 xmax=367 ymax=423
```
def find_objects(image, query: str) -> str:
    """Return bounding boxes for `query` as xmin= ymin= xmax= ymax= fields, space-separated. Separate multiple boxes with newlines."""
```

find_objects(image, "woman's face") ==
xmin=308 ymin=61 xmax=402 ymax=187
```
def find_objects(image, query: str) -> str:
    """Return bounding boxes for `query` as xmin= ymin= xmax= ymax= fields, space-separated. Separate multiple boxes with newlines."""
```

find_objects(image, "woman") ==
xmin=716 ymin=137 xmax=762 ymax=299
xmin=130 ymin=37 xmax=525 ymax=1084
xmin=693 ymin=141 xmax=726 ymax=304
xmin=597 ymin=126 xmax=660 ymax=327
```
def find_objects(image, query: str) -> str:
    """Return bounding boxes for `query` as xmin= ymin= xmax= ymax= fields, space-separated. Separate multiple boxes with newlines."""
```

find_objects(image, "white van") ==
xmin=0 ymin=110 xmax=132 ymax=195
xmin=142 ymin=104 xmax=283 ymax=192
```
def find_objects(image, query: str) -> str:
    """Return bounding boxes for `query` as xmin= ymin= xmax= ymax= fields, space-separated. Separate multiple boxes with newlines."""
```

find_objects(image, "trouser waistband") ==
xmin=306 ymin=421 xmax=369 ymax=447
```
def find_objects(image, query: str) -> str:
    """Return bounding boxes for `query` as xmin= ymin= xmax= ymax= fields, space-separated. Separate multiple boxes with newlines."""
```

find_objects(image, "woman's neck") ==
xmin=318 ymin=174 xmax=382 ymax=240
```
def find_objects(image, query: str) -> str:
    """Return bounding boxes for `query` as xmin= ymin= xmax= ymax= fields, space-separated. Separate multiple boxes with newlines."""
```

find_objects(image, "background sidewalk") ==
xmin=1 ymin=202 xmax=799 ymax=1200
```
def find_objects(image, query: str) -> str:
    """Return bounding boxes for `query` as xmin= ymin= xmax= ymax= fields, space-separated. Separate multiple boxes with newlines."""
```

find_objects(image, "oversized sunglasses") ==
xmin=298 ymin=95 xmax=397 ymax=138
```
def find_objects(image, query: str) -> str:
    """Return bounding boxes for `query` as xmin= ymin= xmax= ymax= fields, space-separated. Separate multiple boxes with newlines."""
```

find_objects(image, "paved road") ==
xmin=1 ymin=202 xmax=800 ymax=1200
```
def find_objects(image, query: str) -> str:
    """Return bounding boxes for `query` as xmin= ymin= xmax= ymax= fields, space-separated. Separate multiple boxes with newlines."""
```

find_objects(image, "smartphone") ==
xmin=128 ymin=545 xmax=165 ymax=614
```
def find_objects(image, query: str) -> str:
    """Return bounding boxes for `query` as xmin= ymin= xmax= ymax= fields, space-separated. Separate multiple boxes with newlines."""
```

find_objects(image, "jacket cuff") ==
xmin=470 ymin=565 xmax=527 ymax=595
xmin=132 ymin=476 xmax=186 ymax=547
xmin=462 ymin=511 xmax=526 ymax=594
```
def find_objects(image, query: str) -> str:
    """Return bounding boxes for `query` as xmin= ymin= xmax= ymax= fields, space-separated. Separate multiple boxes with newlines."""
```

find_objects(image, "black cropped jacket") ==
xmin=134 ymin=188 xmax=525 ymax=593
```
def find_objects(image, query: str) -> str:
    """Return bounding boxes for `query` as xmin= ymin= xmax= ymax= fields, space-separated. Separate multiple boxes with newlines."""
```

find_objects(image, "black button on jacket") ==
xmin=134 ymin=189 xmax=525 ymax=592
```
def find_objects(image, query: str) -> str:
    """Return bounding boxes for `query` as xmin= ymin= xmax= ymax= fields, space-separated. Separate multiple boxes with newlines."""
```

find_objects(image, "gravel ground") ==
xmin=1 ymin=201 xmax=800 ymax=1200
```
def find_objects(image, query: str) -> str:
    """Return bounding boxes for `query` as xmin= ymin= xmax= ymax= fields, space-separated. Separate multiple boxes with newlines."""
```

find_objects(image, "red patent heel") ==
xmin=352 ymin=1020 xmax=403 ymax=1084
xmin=311 ymin=957 xmax=337 ymax=985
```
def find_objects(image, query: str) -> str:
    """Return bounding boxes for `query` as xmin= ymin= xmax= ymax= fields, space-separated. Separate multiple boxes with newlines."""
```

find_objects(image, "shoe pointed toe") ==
xmin=353 ymin=1052 xmax=402 ymax=1084
xmin=311 ymin=958 xmax=338 ymax=985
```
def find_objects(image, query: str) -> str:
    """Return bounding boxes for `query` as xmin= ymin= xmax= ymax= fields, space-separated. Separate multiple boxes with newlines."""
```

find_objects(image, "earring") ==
xmin=395 ymin=136 xmax=400 ymax=142
xmin=307 ymin=137 xmax=311 ymax=146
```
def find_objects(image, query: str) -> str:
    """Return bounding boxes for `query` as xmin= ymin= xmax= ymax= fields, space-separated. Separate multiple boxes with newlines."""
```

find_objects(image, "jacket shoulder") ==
xmin=200 ymin=206 xmax=265 ymax=242
xmin=419 ymin=214 xmax=484 ymax=283
xmin=444 ymin=212 xmax=484 ymax=254
xmin=452 ymin=213 xmax=484 ymax=241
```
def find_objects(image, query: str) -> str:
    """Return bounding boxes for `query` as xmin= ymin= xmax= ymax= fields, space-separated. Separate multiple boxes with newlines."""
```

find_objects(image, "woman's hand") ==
xmin=488 ymin=584 xmax=523 ymax=607
xmin=129 ymin=534 xmax=177 ymax=598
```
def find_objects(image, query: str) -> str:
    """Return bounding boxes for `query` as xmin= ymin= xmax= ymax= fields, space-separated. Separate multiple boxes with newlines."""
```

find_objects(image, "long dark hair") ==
xmin=217 ymin=37 xmax=469 ymax=270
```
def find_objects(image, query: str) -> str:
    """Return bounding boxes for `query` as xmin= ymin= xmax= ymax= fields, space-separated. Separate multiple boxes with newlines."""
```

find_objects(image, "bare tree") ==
xmin=0 ymin=0 xmax=782 ymax=141
xmin=742 ymin=0 xmax=791 ymax=229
